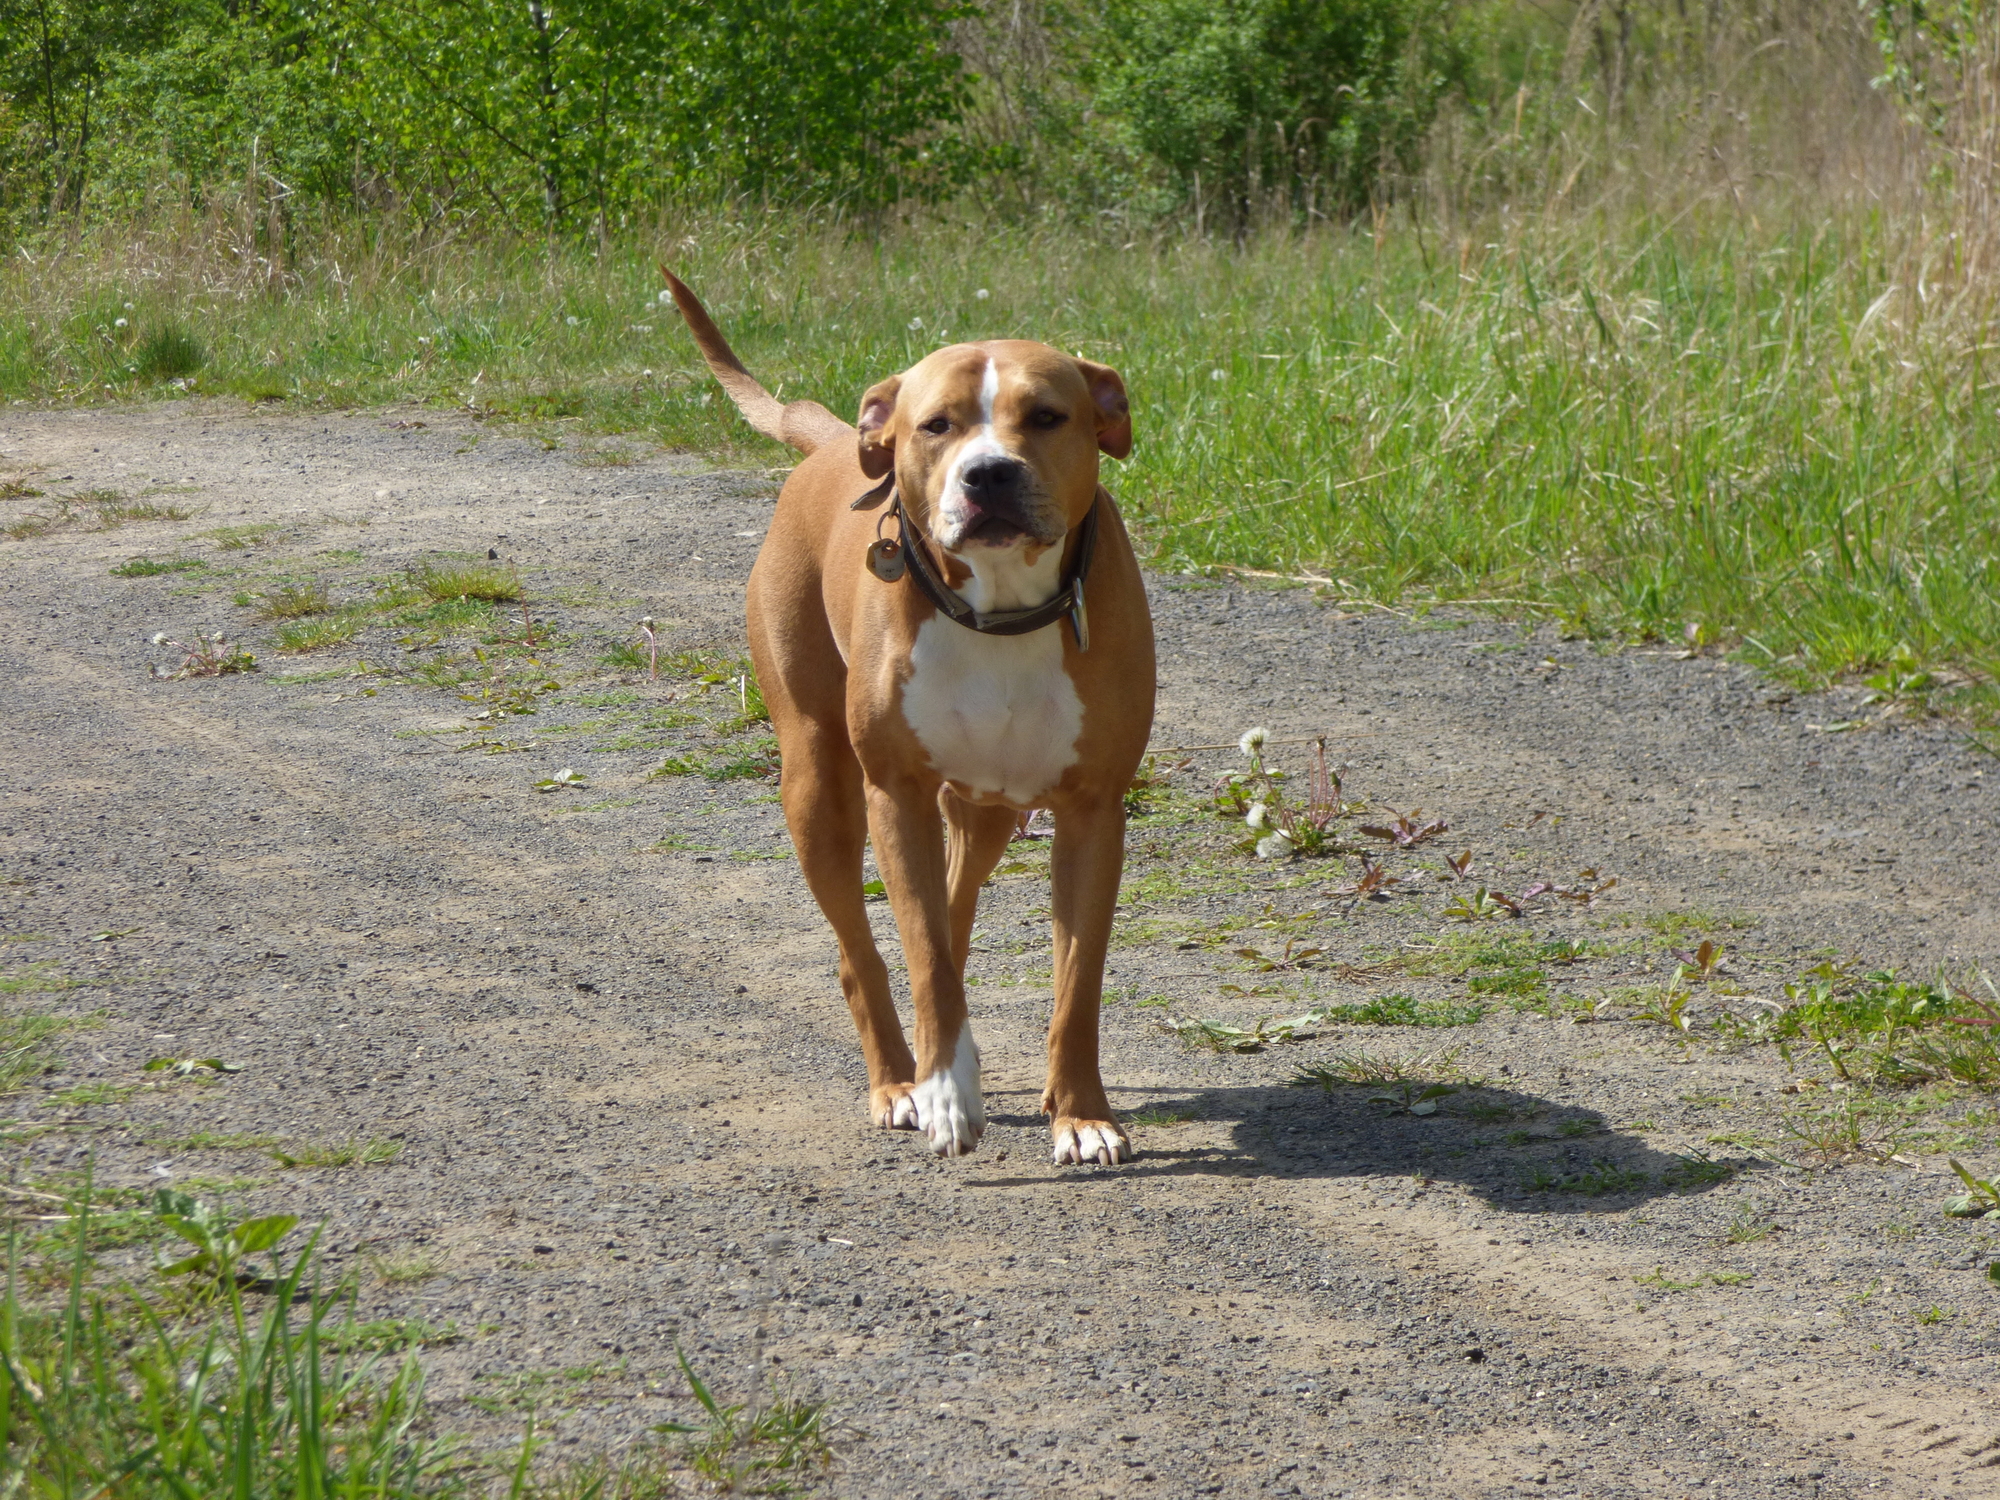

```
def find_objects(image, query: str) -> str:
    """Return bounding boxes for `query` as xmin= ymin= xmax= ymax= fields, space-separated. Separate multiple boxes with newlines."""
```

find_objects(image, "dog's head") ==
xmin=855 ymin=342 xmax=1130 ymax=558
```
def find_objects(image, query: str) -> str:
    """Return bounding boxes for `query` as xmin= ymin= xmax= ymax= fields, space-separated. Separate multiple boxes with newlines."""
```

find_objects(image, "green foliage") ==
xmin=0 ymin=0 xmax=980 ymax=228
xmin=0 ymin=1186 xmax=456 ymax=1496
xmin=1093 ymin=0 xmax=1469 ymax=223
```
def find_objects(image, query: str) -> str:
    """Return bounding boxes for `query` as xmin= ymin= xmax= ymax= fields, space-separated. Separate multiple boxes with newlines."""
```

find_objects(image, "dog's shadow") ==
xmin=974 ymin=1079 xmax=1756 ymax=1214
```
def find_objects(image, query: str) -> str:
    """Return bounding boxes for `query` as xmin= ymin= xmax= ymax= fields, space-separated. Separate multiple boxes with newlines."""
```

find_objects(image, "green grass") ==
xmin=271 ymin=1136 xmax=403 ymax=1168
xmin=2 ymin=211 xmax=1994 ymax=708
xmin=0 ymin=963 xmax=76 ymax=995
xmin=275 ymin=612 xmax=364 ymax=653
xmin=111 ymin=555 xmax=205 ymax=576
xmin=1 ymin=1186 xmax=456 ymax=1496
xmin=0 ymin=1012 xmax=77 ymax=1092
xmin=256 ymin=581 xmax=331 ymax=619
xmin=410 ymin=561 xmax=521 ymax=603
xmin=1313 ymin=993 xmax=1486 ymax=1027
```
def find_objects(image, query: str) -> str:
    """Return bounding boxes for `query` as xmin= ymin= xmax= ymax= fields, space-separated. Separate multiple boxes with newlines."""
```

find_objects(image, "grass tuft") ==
xmin=271 ymin=1136 xmax=403 ymax=1168
xmin=256 ymin=581 xmax=331 ymax=619
xmin=410 ymin=560 xmax=521 ymax=602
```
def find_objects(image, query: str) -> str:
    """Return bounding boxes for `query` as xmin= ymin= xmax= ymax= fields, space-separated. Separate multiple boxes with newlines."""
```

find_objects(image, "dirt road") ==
xmin=3 ymin=402 xmax=1997 ymax=1498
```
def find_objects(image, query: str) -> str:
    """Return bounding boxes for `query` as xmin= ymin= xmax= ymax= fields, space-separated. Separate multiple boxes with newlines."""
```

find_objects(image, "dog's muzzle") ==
xmin=948 ymin=455 xmax=1060 ymax=548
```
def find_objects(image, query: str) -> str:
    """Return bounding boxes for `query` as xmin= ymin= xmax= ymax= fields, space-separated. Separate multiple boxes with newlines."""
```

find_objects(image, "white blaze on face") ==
xmin=937 ymin=354 xmax=1065 ymax=613
xmin=911 ymin=1025 xmax=984 ymax=1157
xmin=901 ymin=613 xmax=1083 ymax=804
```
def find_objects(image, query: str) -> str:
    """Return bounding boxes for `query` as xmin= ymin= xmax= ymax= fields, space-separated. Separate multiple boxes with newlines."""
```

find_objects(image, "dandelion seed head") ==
xmin=114 ymin=317 xmax=128 ymax=329
xmin=1239 ymin=726 xmax=1269 ymax=756
xmin=975 ymin=288 xmax=990 ymax=300
xmin=907 ymin=316 xmax=924 ymax=331
xmin=1245 ymin=801 xmax=1269 ymax=830
xmin=1210 ymin=368 xmax=1226 ymax=381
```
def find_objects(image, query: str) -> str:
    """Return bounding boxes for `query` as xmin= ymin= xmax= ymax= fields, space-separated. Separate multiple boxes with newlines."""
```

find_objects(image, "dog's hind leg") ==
xmin=940 ymin=790 xmax=1017 ymax=973
xmin=778 ymin=713 xmax=920 ymax=1129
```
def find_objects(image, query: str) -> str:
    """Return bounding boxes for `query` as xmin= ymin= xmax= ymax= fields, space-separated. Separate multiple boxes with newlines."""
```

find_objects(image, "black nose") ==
xmin=960 ymin=454 xmax=1027 ymax=506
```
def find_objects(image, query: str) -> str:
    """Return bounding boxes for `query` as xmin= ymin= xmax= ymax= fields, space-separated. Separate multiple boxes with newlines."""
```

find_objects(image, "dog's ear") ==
xmin=856 ymin=374 xmax=902 ymax=479
xmin=1075 ymin=359 xmax=1132 ymax=460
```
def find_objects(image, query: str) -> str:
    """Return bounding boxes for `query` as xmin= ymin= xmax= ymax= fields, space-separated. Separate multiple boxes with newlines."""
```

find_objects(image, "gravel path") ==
xmin=3 ymin=402 xmax=1997 ymax=1499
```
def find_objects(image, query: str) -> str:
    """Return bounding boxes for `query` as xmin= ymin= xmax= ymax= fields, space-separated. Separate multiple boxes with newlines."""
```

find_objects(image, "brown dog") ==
xmin=665 ymin=272 xmax=1155 ymax=1164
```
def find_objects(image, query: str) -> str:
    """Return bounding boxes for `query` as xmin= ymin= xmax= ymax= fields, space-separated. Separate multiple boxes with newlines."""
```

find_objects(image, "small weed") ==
xmin=50 ymin=1081 xmax=138 ymax=1106
xmin=1219 ymin=730 xmax=1355 ymax=859
xmin=1943 ymin=1160 xmax=2000 ymax=1220
xmin=0 ymin=477 xmax=42 ymax=499
xmin=1290 ymin=1046 xmax=1464 ymax=1091
xmin=0 ymin=962 xmax=76 ymax=996
xmin=1914 ymin=1305 xmax=1956 ymax=1326
xmin=148 ymin=630 xmax=257 ymax=678
xmin=0 ymin=1011 xmax=77 ymax=1091
xmin=1633 ymin=1266 xmax=1705 ymax=1292
xmin=410 ymin=560 xmax=521 ymax=602
xmin=1779 ymin=1096 xmax=1903 ymax=1164
xmin=1726 ymin=1203 xmax=1775 ymax=1243
xmin=111 ymin=555 xmax=204 ymax=577
xmin=1125 ymin=752 xmax=1192 ymax=815
xmin=1548 ymin=1160 xmax=1654 ymax=1196
xmin=92 ymin=497 xmax=195 ymax=526
xmin=275 ymin=613 xmax=362 ymax=652
xmin=1126 ymin=1105 xmax=1200 ymax=1128
xmin=271 ymin=1136 xmax=403 ymax=1168
xmin=320 ymin=1316 xmax=460 ymax=1352
xmin=1313 ymin=994 xmax=1486 ymax=1028
xmin=1357 ymin=805 xmax=1450 ymax=850
xmin=256 ymin=582 xmax=331 ymax=619
xmin=140 ymin=1129 xmax=280 ymax=1152
xmin=1662 ymin=1151 xmax=1737 ymax=1190
xmin=1467 ymin=968 xmax=1546 ymax=997
xmin=1631 ymin=981 xmax=1698 ymax=1036
xmin=368 ymin=1248 xmax=450 ymax=1296
xmin=658 ymin=1346 xmax=836 ymax=1488
xmin=206 ymin=523 xmax=280 ymax=550
xmin=1442 ymin=887 xmax=1521 ymax=922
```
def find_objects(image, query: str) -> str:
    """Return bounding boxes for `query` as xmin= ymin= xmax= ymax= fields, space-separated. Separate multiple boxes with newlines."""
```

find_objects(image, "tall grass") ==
xmin=2 ymin=18 xmax=1996 ymax=709
xmin=1 ymin=1192 xmax=457 ymax=1498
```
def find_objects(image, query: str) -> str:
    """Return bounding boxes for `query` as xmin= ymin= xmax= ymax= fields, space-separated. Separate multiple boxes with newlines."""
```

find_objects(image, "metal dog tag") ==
xmin=867 ymin=537 xmax=906 ymax=582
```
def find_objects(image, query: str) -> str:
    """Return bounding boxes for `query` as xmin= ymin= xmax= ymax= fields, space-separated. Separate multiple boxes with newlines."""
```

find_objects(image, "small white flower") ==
xmin=1245 ymin=801 xmax=1270 ymax=830
xmin=1255 ymin=831 xmax=1293 ymax=860
xmin=211 ymin=632 xmax=226 ymax=643
xmin=907 ymin=316 xmax=924 ymax=331
xmin=975 ymin=288 xmax=990 ymax=300
xmin=114 ymin=317 xmax=128 ymax=329
xmin=641 ymin=367 xmax=653 ymax=376
xmin=658 ymin=289 xmax=672 ymax=305
xmin=1238 ymin=726 xmax=1269 ymax=756
xmin=1210 ymin=368 xmax=1226 ymax=381
xmin=565 ymin=315 xmax=580 ymax=327
xmin=151 ymin=632 xmax=168 ymax=645
xmin=639 ymin=615 xmax=654 ymax=628
xmin=123 ymin=301 xmax=135 ymax=311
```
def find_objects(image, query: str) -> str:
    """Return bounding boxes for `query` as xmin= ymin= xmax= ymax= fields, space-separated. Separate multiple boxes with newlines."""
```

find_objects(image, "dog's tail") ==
xmin=661 ymin=267 xmax=852 ymax=457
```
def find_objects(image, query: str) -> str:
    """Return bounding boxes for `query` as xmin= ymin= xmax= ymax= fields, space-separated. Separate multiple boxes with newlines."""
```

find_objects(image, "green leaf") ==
xmin=232 ymin=1214 xmax=299 ymax=1254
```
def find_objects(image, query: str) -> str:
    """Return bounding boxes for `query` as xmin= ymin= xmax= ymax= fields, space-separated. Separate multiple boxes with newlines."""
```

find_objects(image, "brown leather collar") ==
xmin=853 ymin=479 xmax=1097 ymax=650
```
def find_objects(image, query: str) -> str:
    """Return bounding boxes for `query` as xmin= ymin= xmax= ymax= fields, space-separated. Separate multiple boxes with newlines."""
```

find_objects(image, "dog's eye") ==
xmin=921 ymin=416 xmax=952 ymax=436
xmin=1030 ymin=408 xmax=1068 ymax=430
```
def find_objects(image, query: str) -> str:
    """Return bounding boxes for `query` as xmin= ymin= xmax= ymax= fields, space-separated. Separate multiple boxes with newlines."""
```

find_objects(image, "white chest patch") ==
xmin=900 ymin=616 xmax=1083 ymax=804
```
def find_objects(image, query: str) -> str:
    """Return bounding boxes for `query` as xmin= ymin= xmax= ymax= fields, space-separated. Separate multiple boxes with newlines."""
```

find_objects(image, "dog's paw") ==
xmin=871 ymin=1083 xmax=920 ymax=1131
xmin=911 ymin=1030 xmax=984 ymax=1157
xmin=1050 ymin=1117 xmax=1132 ymax=1167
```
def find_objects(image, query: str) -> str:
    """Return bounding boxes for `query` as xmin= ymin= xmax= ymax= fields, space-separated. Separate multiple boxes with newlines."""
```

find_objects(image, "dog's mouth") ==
xmin=962 ymin=513 xmax=1029 ymax=547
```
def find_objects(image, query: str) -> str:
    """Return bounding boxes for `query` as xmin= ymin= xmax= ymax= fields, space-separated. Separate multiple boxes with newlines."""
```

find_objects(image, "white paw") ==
xmin=911 ymin=1028 xmax=984 ymax=1157
xmin=889 ymin=1091 xmax=919 ymax=1130
xmin=1052 ymin=1121 xmax=1131 ymax=1166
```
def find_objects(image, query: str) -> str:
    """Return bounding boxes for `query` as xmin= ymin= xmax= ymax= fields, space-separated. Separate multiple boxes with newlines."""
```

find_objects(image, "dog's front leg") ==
xmin=865 ymin=776 xmax=985 ymax=1157
xmin=1044 ymin=789 xmax=1133 ymax=1166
